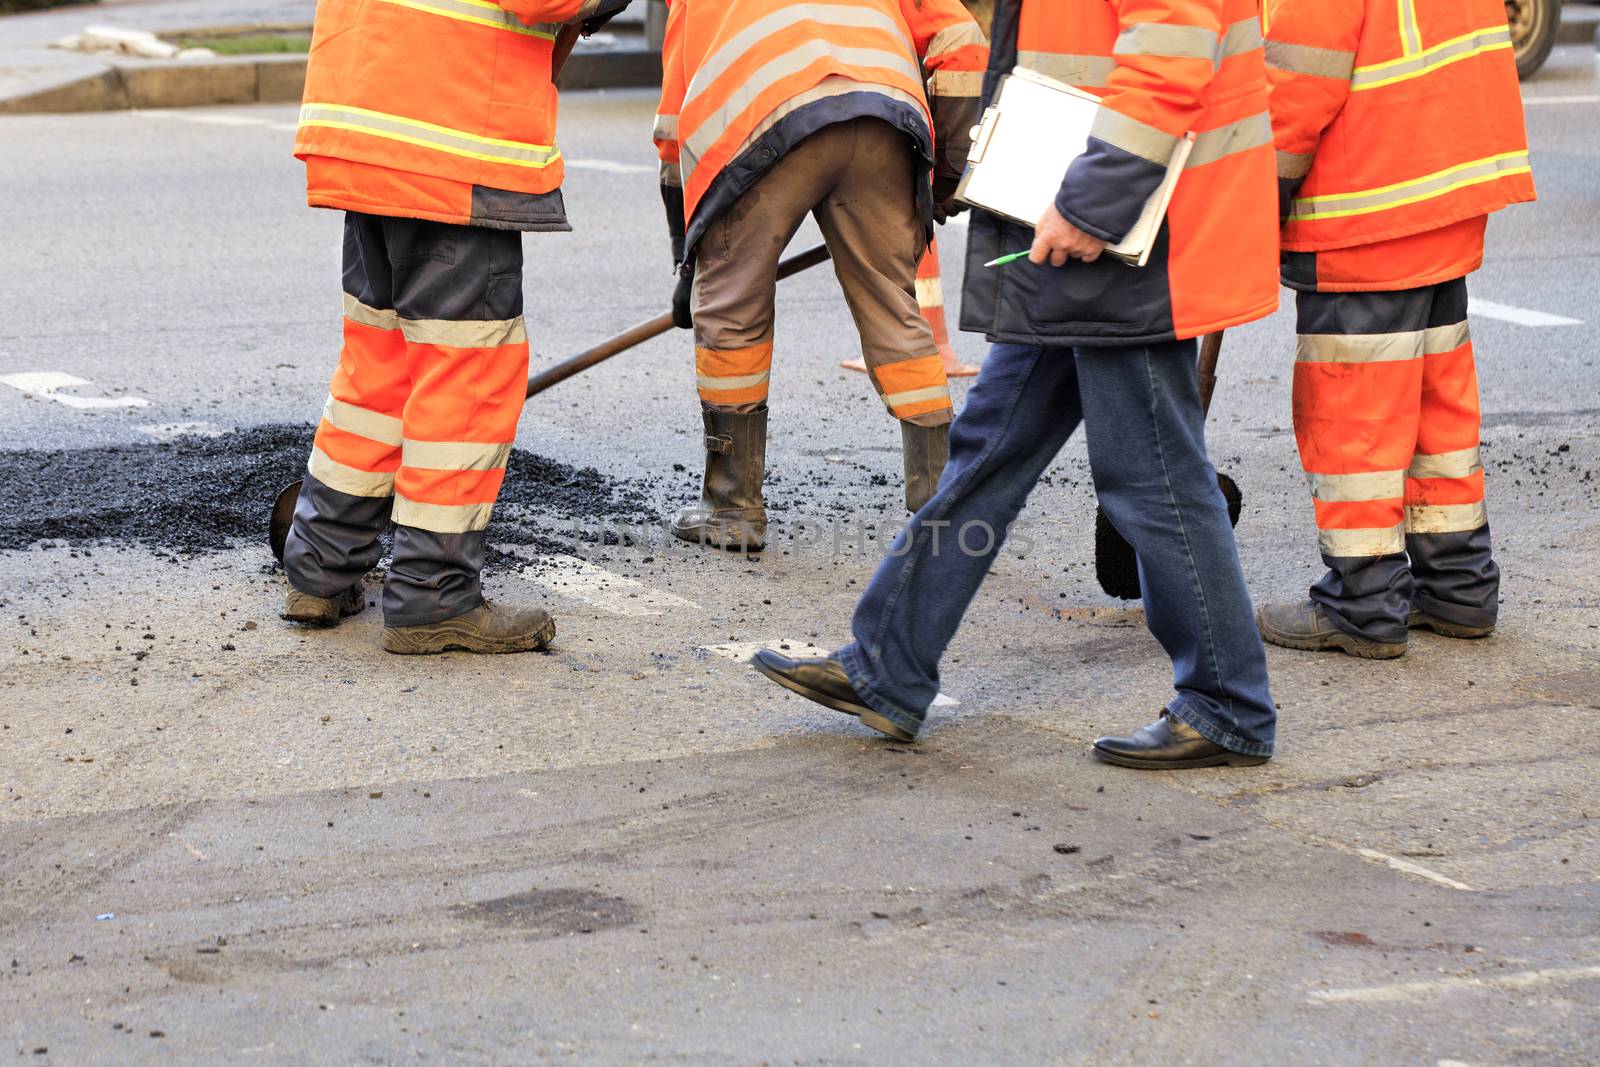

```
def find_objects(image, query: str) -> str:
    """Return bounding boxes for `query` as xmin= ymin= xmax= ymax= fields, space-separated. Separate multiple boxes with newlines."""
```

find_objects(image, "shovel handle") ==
xmin=525 ymin=243 xmax=831 ymax=399
xmin=1196 ymin=331 xmax=1225 ymax=417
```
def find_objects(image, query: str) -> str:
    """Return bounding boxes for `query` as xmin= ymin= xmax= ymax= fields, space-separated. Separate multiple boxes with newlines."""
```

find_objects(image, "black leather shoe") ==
xmin=1092 ymin=713 xmax=1268 ymax=770
xmin=749 ymin=649 xmax=916 ymax=742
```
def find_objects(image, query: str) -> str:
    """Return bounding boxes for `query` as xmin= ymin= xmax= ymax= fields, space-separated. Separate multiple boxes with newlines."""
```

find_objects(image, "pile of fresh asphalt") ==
xmin=0 ymin=425 xmax=654 ymax=564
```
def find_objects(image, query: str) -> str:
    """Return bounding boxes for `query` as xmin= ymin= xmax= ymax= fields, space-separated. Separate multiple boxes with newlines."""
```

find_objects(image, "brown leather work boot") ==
xmin=381 ymin=600 xmax=555 ymax=655
xmin=672 ymin=405 xmax=768 ymax=551
xmin=281 ymin=583 xmax=366 ymax=628
xmin=1256 ymin=600 xmax=1406 ymax=660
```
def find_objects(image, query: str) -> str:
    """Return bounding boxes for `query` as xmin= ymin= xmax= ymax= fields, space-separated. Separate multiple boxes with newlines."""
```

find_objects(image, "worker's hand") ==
xmin=932 ymin=174 xmax=966 ymax=224
xmin=672 ymin=259 xmax=695 ymax=330
xmin=1029 ymin=203 xmax=1107 ymax=267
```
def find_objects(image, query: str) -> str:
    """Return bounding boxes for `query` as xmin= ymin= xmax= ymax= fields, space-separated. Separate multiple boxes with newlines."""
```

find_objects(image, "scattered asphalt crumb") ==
xmin=1053 ymin=844 xmax=1080 ymax=855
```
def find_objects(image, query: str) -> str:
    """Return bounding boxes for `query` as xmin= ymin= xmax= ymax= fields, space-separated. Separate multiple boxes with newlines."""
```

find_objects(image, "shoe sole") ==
xmin=749 ymin=657 xmax=916 ymax=743
xmin=1257 ymin=614 xmax=1407 ymax=660
xmin=1091 ymin=747 xmax=1269 ymax=770
xmin=1409 ymin=616 xmax=1495 ymax=639
xmin=381 ymin=615 xmax=555 ymax=656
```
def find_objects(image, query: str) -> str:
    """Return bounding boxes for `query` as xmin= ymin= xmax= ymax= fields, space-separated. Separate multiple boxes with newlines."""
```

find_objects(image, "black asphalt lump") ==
xmin=0 ymin=424 xmax=654 ymax=559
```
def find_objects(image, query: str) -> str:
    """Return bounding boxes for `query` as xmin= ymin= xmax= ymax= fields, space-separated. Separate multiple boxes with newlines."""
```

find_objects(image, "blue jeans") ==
xmin=837 ymin=340 xmax=1277 ymax=757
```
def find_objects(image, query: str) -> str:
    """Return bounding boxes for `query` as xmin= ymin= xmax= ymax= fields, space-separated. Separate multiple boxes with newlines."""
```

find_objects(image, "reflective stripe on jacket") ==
xmin=961 ymin=0 xmax=1279 ymax=346
xmin=1265 ymin=0 xmax=1535 ymax=258
xmin=654 ymin=0 xmax=988 ymax=254
xmin=295 ymin=0 xmax=619 ymax=229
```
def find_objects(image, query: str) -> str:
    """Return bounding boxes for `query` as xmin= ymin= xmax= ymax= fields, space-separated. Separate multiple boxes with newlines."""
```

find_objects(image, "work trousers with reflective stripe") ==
xmin=283 ymin=212 xmax=529 ymax=627
xmin=691 ymin=118 xmax=952 ymax=428
xmin=1293 ymin=276 xmax=1498 ymax=643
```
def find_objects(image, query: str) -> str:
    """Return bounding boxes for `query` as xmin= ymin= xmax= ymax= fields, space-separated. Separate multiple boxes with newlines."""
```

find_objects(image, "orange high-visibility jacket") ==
xmin=962 ymin=0 xmax=1279 ymax=345
xmin=654 ymin=0 xmax=989 ymax=256
xmin=1265 ymin=0 xmax=1535 ymax=287
xmin=295 ymin=0 xmax=623 ymax=231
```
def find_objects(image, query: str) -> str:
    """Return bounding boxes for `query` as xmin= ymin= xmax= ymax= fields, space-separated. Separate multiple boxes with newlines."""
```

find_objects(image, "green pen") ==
xmin=983 ymin=250 xmax=1031 ymax=268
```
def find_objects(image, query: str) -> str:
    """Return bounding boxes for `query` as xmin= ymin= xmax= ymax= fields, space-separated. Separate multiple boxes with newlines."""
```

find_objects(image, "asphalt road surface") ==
xmin=2 ymin=46 xmax=1597 ymax=1065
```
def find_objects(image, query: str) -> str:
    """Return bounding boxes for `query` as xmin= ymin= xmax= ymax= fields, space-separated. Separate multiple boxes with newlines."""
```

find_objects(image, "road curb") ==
xmin=0 ymin=46 xmax=660 ymax=115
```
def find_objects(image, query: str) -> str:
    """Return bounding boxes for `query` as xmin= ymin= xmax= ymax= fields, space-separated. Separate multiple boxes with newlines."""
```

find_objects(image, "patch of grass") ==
xmin=175 ymin=34 xmax=310 ymax=55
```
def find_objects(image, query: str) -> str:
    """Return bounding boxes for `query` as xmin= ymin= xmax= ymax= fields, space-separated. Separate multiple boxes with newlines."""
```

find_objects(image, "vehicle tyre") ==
xmin=1508 ymin=0 xmax=1562 ymax=80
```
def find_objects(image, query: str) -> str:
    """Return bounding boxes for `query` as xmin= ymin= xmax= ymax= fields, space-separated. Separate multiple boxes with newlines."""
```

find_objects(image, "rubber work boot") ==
xmin=1256 ymin=600 xmax=1407 ymax=660
xmin=282 ymin=583 xmax=366 ymax=628
xmin=1408 ymin=607 xmax=1495 ymax=639
xmin=381 ymin=600 xmax=555 ymax=655
xmin=901 ymin=421 xmax=949 ymax=513
xmin=671 ymin=406 xmax=768 ymax=551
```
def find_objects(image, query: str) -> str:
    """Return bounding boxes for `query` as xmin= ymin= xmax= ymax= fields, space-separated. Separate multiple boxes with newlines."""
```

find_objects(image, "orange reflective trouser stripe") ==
xmin=1292 ymin=278 xmax=1485 ymax=559
xmin=696 ymin=340 xmax=774 ymax=408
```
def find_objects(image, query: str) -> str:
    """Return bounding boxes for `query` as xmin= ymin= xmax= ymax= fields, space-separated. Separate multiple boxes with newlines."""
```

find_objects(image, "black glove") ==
xmin=932 ymin=172 xmax=966 ymax=224
xmin=672 ymin=258 xmax=695 ymax=330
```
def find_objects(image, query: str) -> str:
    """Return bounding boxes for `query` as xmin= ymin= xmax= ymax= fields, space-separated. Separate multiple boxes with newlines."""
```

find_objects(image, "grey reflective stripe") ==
xmin=653 ymin=113 xmax=678 ymax=142
xmin=1114 ymin=21 xmax=1219 ymax=62
xmin=1264 ymin=39 xmax=1356 ymax=80
xmin=1219 ymin=16 xmax=1263 ymax=61
xmin=373 ymin=0 xmax=558 ymax=37
xmin=1296 ymin=322 xmax=1471 ymax=364
xmin=323 ymin=395 xmax=404 ymax=447
xmin=1351 ymin=27 xmax=1512 ymax=90
xmin=882 ymin=385 xmax=951 ymax=410
xmin=1019 ymin=51 xmax=1116 ymax=88
xmin=684 ymin=41 xmax=921 ymax=160
xmin=1278 ymin=149 xmax=1315 ymax=180
xmin=308 ymin=446 xmax=396 ymax=498
xmin=1408 ymin=446 xmax=1482 ymax=481
xmin=400 ymin=316 xmax=527 ymax=348
xmin=1398 ymin=0 xmax=1422 ymax=56
xmin=686 ymin=3 xmax=911 ymax=107
xmin=1307 ymin=469 xmax=1406 ymax=503
xmin=1187 ymin=111 xmax=1271 ymax=168
xmin=395 ymin=497 xmax=495 ymax=534
xmin=1288 ymin=153 xmax=1531 ymax=222
xmin=697 ymin=370 xmax=771 ymax=392
xmin=928 ymin=69 xmax=984 ymax=96
xmin=1406 ymin=502 xmax=1487 ymax=534
xmin=343 ymin=293 xmax=399 ymax=331
xmin=927 ymin=20 xmax=986 ymax=59
xmin=660 ymin=160 xmax=682 ymax=188
xmin=401 ymin=440 xmax=513 ymax=472
xmin=298 ymin=105 xmax=559 ymax=168
xmin=1320 ymin=524 xmax=1405 ymax=558
xmin=1090 ymin=107 xmax=1179 ymax=166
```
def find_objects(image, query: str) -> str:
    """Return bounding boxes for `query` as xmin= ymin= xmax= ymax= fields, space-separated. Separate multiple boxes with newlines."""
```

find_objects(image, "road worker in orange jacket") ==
xmin=279 ymin=0 xmax=628 ymax=652
xmin=654 ymin=0 xmax=990 ymax=551
xmin=1254 ymin=0 xmax=1536 ymax=659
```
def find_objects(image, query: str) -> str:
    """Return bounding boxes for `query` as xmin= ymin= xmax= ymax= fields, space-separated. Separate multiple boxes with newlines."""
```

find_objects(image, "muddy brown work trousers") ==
xmin=691 ymin=117 xmax=952 ymax=428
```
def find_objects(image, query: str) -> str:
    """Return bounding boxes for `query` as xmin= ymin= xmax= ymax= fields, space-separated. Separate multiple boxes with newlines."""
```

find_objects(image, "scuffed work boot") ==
xmin=671 ymin=406 xmax=768 ymax=551
xmin=901 ymin=421 xmax=949 ymax=512
xmin=281 ymin=583 xmax=366 ymax=628
xmin=381 ymin=600 xmax=555 ymax=655
xmin=1408 ymin=607 xmax=1495 ymax=639
xmin=1256 ymin=600 xmax=1407 ymax=660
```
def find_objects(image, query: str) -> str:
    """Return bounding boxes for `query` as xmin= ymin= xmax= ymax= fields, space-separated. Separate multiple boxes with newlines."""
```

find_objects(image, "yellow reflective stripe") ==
xmin=343 ymin=293 xmax=399 ymax=332
xmin=1019 ymin=51 xmax=1115 ymax=88
xmin=1296 ymin=322 xmax=1469 ymax=364
xmin=927 ymin=20 xmax=986 ymax=59
xmin=1188 ymin=111 xmax=1272 ymax=169
xmin=928 ymin=69 xmax=985 ymax=96
xmin=1264 ymin=40 xmax=1356 ymax=80
xmin=299 ymin=104 xmax=560 ymax=170
xmin=401 ymin=440 xmax=513 ymax=472
xmin=400 ymin=316 xmax=527 ymax=348
xmin=373 ymin=0 xmax=559 ymax=38
xmin=882 ymin=385 xmax=951 ymax=410
xmin=1408 ymin=446 xmax=1482 ymax=481
xmin=696 ymin=370 xmax=771 ymax=392
xmin=1289 ymin=152 xmax=1531 ymax=222
xmin=1406 ymin=502 xmax=1486 ymax=534
xmin=914 ymin=276 xmax=943 ymax=309
xmin=1320 ymin=523 xmax=1405 ymax=558
xmin=1278 ymin=149 xmax=1314 ymax=180
xmin=323 ymin=395 xmax=404 ymax=447
xmin=1091 ymin=108 xmax=1180 ymax=166
xmin=1397 ymin=0 xmax=1421 ymax=56
xmin=309 ymin=446 xmax=396 ymax=498
xmin=394 ymin=497 xmax=496 ymax=533
xmin=1352 ymin=26 xmax=1512 ymax=91
xmin=1307 ymin=469 xmax=1406 ymax=503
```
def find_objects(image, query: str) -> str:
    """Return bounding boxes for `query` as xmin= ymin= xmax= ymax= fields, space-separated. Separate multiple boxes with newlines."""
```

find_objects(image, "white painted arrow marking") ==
xmin=0 ymin=372 xmax=149 ymax=410
xmin=511 ymin=552 xmax=699 ymax=617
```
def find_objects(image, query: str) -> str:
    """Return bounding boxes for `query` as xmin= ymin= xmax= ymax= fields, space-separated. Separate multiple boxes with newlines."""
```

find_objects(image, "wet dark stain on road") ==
xmin=453 ymin=888 xmax=639 ymax=935
xmin=0 ymin=424 xmax=655 ymax=560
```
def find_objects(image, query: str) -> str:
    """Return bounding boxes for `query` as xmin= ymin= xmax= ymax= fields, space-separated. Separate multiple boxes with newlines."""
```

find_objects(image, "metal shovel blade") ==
xmin=269 ymin=479 xmax=302 ymax=563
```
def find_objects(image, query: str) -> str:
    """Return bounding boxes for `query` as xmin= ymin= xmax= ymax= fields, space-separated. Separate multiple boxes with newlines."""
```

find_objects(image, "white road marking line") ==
xmin=564 ymin=159 xmax=655 ymax=174
xmin=1523 ymin=94 xmax=1600 ymax=106
xmin=0 ymin=371 xmax=149 ymax=410
xmin=138 ymin=421 xmax=224 ymax=439
xmin=510 ymin=552 xmax=699 ymax=617
xmin=1308 ymin=964 xmax=1600 ymax=1005
xmin=705 ymin=639 xmax=959 ymax=706
xmin=1469 ymin=298 xmax=1582 ymax=328
xmin=133 ymin=110 xmax=298 ymax=133
xmin=1356 ymin=848 xmax=1474 ymax=892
